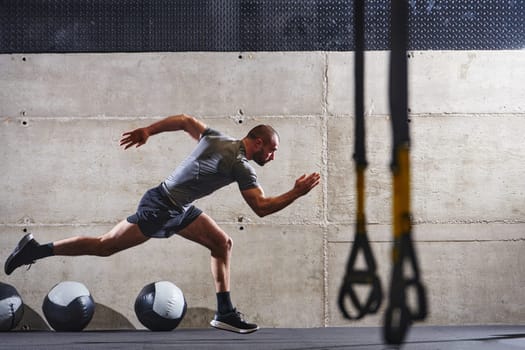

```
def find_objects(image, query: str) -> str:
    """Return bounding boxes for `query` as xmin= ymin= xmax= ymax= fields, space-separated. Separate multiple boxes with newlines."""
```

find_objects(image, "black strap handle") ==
xmin=338 ymin=232 xmax=383 ymax=320
xmin=384 ymin=233 xmax=427 ymax=344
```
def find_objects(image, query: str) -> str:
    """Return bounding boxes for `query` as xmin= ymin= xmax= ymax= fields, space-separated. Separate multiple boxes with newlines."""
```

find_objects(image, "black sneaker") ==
xmin=4 ymin=233 xmax=39 ymax=275
xmin=210 ymin=309 xmax=259 ymax=334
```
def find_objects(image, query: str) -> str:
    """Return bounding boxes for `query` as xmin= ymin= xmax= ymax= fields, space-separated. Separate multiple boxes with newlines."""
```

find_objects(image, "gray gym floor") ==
xmin=2 ymin=326 xmax=525 ymax=349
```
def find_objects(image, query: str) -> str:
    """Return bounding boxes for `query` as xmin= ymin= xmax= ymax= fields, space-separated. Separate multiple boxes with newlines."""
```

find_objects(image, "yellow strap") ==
xmin=356 ymin=166 xmax=366 ymax=233
xmin=392 ymin=144 xmax=411 ymax=240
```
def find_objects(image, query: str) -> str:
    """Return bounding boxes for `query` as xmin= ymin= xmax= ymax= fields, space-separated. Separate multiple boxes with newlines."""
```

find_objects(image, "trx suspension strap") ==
xmin=383 ymin=0 xmax=427 ymax=344
xmin=338 ymin=0 xmax=383 ymax=320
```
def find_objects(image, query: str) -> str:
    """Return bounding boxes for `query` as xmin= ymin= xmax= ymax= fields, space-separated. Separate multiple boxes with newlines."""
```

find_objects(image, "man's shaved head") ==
xmin=246 ymin=125 xmax=280 ymax=143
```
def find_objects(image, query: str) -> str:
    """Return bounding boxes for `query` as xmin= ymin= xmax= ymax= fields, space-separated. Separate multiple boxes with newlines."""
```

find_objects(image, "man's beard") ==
xmin=253 ymin=149 xmax=267 ymax=166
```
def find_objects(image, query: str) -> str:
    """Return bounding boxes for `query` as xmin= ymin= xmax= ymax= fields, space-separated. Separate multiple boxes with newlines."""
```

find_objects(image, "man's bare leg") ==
xmin=178 ymin=213 xmax=232 ymax=293
xmin=53 ymin=220 xmax=149 ymax=257
xmin=177 ymin=213 xmax=258 ymax=333
xmin=4 ymin=220 xmax=149 ymax=274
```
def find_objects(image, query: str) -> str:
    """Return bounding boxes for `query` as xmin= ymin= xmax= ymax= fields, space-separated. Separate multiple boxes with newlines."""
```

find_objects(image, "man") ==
xmin=4 ymin=114 xmax=320 ymax=333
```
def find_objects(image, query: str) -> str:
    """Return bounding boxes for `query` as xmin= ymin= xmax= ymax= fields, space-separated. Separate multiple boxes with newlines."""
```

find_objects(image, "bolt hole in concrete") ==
xmin=237 ymin=109 xmax=245 ymax=124
xmin=20 ymin=111 xmax=29 ymax=126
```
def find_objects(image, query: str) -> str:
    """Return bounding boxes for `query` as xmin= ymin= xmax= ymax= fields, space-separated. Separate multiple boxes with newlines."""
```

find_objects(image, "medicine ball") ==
xmin=0 ymin=282 xmax=24 ymax=331
xmin=134 ymin=281 xmax=187 ymax=331
xmin=42 ymin=281 xmax=95 ymax=331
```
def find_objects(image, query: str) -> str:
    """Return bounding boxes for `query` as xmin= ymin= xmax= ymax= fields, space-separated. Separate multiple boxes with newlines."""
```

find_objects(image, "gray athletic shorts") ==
xmin=127 ymin=184 xmax=202 ymax=238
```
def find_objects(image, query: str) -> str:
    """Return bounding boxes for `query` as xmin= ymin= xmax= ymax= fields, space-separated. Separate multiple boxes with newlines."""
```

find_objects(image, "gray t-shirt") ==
xmin=162 ymin=128 xmax=259 ymax=208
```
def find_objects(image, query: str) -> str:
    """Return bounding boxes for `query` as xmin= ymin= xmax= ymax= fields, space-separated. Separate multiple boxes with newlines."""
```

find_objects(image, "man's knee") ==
xmin=97 ymin=221 xmax=148 ymax=257
xmin=212 ymin=235 xmax=233 ymax=257
xmin=220 ymin=235 xmax=233 ymax=251
xmin=97 ymin=238 xmax=119 ymax=257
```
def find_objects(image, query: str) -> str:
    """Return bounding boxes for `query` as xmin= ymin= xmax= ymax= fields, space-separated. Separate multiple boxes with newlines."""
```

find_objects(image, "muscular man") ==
xmin=4 ymin=114 xmax=320 ymax=333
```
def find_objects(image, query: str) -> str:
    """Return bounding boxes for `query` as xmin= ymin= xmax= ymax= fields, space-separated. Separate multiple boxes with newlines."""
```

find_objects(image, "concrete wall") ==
xmin=1 ymin=50 xmax=524 ymax=330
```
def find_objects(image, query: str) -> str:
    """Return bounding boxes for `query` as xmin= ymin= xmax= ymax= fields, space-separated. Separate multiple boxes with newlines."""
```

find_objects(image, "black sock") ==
xmin=216 ymin=291 xmax=234 ymax=314
xmin=34 ymin=243 xmax=54 ymax=260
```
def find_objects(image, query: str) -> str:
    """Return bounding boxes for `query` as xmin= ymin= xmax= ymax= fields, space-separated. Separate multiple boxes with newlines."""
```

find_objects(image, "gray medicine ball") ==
xmin=135 ymin=281 xmax=187 ymax=331
xmin=0 ymin=282 xmax=24 ymax=331
xmin=42 ymin=281 xmax=95 ymax=331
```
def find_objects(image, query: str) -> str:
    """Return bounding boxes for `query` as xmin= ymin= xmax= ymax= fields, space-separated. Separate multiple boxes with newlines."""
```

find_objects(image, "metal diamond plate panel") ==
xmin=0 ymin=0 xmax=523 ymax=53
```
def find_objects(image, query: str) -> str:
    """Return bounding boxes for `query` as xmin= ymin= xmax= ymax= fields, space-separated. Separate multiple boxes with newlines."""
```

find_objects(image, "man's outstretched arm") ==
xmin=120 ymin=114 xmax=207 ymax=149
xmin=241 ymin=173 xmax=320 ymax=217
